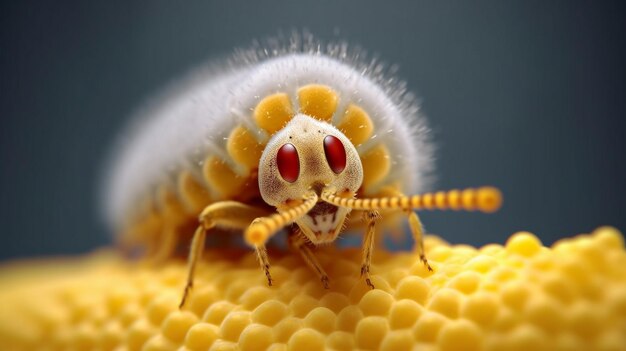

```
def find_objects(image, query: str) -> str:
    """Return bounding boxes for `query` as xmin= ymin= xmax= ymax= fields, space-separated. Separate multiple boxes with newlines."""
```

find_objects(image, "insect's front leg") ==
xmin=407 ymin=211 xmax=433 ymax=271
xmin=361 ymin=210 xmax=381 ymax=289
xmin=288 ymin=227 xmax=329 ymax=288
xmin=180 ymin=201 xmax=270 ymax=308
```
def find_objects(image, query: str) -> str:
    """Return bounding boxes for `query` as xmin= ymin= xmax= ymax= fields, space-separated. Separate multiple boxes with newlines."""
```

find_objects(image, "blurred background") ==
xmin=1 ymin=1 xmax=624 ymax=260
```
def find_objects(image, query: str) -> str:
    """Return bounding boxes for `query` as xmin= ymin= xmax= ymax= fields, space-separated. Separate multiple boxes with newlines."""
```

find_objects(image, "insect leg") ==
xmin=245 ymin=191 xmax=318 ymax=287
xmin=179 ymin=201 xmax=270 ymax=308
xmin=288 ymin=227 xmax=329 ymax=288
xmin=407 ymin=211 xmax=433 ymax=271
xmin=361 ymin=210 xmax=380 ymax=290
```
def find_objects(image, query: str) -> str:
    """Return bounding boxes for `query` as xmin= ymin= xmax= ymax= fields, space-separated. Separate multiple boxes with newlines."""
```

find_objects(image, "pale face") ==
xmin=258 ymin=114 xmax=364 ymax=244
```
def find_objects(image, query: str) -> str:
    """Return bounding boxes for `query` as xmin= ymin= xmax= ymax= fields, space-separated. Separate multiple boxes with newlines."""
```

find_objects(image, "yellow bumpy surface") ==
xmin=1 ymin=227 xmax=625 ymax=351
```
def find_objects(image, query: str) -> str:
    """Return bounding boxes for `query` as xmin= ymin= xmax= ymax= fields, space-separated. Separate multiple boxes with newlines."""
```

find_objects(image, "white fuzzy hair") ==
xmin=101 ymin=32 xmax=434 ymax=231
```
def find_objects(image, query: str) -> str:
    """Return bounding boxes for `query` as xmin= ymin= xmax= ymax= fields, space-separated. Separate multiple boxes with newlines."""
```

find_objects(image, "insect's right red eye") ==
xmin=277 ymin=143 xmax=300 ymax=183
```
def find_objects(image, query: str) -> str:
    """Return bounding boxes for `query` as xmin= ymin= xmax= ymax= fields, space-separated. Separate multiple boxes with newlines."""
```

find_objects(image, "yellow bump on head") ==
xmin=337 ymin=104 xmax=374 ymax=146
xmin=360 ymin=143 xmax=391 ymax=191
xmin=178 ymin=171 xmax=211 ymax=214
xmin=226 ymin=125 xmax=265 ymax=170
xmin=506 ymin=232 xmax=544 ymax=257
xmin=157 ymin=186 xmax=189 ymax=220
xmin=254 ymin=93 xmax=295 ymax=134
xmin=202 ymin=156 xmax=248 ymax=199
xmin=297 ymin=84 xmax=339 ymax=122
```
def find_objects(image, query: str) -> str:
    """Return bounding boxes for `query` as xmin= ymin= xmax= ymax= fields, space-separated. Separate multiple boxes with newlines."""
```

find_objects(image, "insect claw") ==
xmin=365 ymin=278 xmax=375 ymax=290
xmin=420 ymin=254 xmax=433 ymax=272
xmin=321 ymin=275 xmax=330 ymax=289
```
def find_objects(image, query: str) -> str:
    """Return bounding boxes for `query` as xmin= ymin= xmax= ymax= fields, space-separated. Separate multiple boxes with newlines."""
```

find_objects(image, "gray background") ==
xmin=1 ymin=1 xmax=624 ymax=260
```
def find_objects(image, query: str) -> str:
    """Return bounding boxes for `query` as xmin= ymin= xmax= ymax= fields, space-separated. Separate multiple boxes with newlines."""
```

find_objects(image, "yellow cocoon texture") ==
xmin=1 ymin=227 xmax=625 ymax=351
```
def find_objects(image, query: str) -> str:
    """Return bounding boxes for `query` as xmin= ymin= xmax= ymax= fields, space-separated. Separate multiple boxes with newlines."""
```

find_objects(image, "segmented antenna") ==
xmin=321 ymin=187 xmax=502 ymax=213
xmin=245 ymin=191 xmax=319 ymax=245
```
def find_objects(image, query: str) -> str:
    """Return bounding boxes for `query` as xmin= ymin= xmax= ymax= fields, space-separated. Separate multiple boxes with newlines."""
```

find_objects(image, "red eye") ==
xmin=277 ymin=143 xmax=300 ymax=183
xmin=323 ymin=135 xmax=347 ymax=174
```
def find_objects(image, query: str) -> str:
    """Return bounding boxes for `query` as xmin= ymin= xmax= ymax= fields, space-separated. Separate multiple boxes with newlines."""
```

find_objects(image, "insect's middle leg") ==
xmin=288 ymin=227 xmax=329 ymax=288
xmin=361 ymin=210 xmax=380 ymax=289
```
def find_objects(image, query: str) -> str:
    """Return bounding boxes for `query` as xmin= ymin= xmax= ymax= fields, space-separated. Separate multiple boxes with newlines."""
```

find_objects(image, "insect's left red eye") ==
xmin=323 ymin=135 xmax=347 ymax=174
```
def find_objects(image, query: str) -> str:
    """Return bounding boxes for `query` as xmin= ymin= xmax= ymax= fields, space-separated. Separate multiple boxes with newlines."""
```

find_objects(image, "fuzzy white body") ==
xmin=103 ymin=48 xmax=433 ymax=231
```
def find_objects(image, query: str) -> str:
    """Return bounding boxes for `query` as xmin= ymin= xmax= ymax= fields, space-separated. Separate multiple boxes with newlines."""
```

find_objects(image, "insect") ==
xmin=102 ymin=34 xmax=502 ymax=308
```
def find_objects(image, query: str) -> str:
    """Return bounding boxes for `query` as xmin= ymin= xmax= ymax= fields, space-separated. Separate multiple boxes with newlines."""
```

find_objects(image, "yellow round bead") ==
xmin=127 ymin=318 xmax=157 ymax=351
xmin=287 ymin=328 xmax=325 ymax=351
xmin=319 ymin=292 xmax=350 ymax=313
xmin=252 ymin=300 xmax=288 ymax=326
xmin=428 ymin=288 xmax=463 ymax=319
xmin=202 ymin=301 xmax=236 ymax=325
xmin=438 ymin=319 xmax=482 ymax=351
xmin=389 ymin=299 xmax=423 ymax=329
xmin=359 ymin=289 xmax=394 ymax=316
xmin=326 ymin=331 xmax=355 ymax=350
xmin=238 ymin=324 xmax=274 ymax=351
xmin=289 ymin=295 xmax=319 ymax=318
xmin=448 ymin=271 xmax=481 ymax=294
xmin=592 ymin=226 xmax=625 ymax=250
xmin=161 ymin=310 xmax=198 ymax=343
xmin=335 ymin=305 xmax=363 ymax=333
xmin=355 ymin=316 xmax=389 ymax=349
xmin=380 ymin=330 xmax=415 ymax=351
xmin=461 ymin=291 xmax=500 ymax=326
xmin=184 ymin=323 xmax=219 ymax=350
xmin=142 ymin=334 xmax=176 ymax=351
xmin=412 ymin=311 xmax=447 ymax=342
xmin=240 ymin=286 xmax=274 ymax=310
xmin=219 ymin=311 xmax=251 ymax=342
xmin=273 ymin=317 xmax=304 ymax=343
xmin=304 ymin=307 xmax=336 ymax=334
xmin=147 ymin=294 xmax=178 ymax=327
xmin=395 ymin=276 xmax=429 ymax=305
xmin=506 ymin=232 xmax=543 ymax=257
